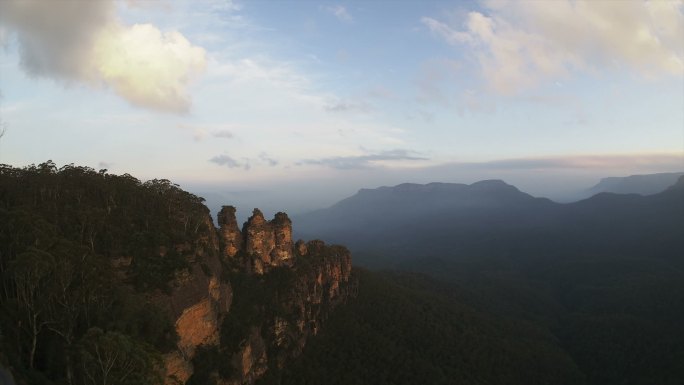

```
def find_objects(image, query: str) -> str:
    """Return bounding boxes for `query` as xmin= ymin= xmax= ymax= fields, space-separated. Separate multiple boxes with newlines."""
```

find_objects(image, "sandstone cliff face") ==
xmin=219 ymin=239 xmax=355 ymax=385
xmin=220 ymin=207 xmax=295 ymax=274
xmin=270 ymin=212 xmax=294 ymax=267
xmin=160 ymin=212 xmax=232 ymax=384
xmin=218 ymin=206 xmax=242 ymax=259
xmin=243 ymin=209 xmax=276 ymax=274
xmin=162 ymin=207 xmax=356 ymax=385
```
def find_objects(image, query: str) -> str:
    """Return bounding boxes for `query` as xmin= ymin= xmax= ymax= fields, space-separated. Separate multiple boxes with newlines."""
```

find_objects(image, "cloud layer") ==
xmin=0 ymin=0 xmax=206 ymax=113
xmin=300 ymin=149 xmax=428 ymax=170
xmin=466 ymin=153 xmax=684 ymax=170
xmin=423 ymin=0 xmax=684 ymax=94
xmin=209 ymin=152 xmax=280 ymax=170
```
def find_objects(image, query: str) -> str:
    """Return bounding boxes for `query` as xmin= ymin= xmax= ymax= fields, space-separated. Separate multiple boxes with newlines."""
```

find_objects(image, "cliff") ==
xmin=164 ymin=206 xmax=356 ymax=385
xmin=0 ymin=164 xmax=355 ymax=385
xmin=158 ymin=213 xmax=232 ymax=385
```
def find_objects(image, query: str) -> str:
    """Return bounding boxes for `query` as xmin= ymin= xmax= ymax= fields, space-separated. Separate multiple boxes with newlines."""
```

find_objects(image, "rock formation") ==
xmin=218 ymin=205 xmax=242 ymax=259
xmin=270 ymin=212 xmax=294 ymax=267
xmin=161 ymin=206 xmax=356 ymax=385
xmin=219 ymin=207 xmax=296 ymax=274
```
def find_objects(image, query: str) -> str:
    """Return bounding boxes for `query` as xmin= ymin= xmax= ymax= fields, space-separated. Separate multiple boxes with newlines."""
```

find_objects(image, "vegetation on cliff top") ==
xmin=0 ymin=161 xmax=213 ymax=384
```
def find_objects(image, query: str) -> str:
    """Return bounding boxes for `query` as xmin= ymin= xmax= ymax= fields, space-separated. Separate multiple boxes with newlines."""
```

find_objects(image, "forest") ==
xmin=0 ymin=161 xmax=213 ymax=384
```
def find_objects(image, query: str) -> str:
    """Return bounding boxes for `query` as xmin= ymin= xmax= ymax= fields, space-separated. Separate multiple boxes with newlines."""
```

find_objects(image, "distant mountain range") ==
xmin=289 ymin=173 xmax=684 ymax=385
xmin=583 ymin=171 xmax=684 ymax=197
xmin=294 ymin=174 xmax=684 ymax=267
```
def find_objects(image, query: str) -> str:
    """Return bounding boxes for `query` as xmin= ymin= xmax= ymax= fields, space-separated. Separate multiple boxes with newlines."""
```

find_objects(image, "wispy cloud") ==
xmin=209 ymin=152 xmax=280 ymax=170
xmin=324 ymin=99 xmax=373 ymax=113
xmin=422 ymin=0 xmax=684 ymax=94
xmin=299 ymin=149 xmax=428 ymax=170
xmin=323 ymin=5 xmax=353 ymax=23
xmin=209 ymin=154 xmax=250 ymax=170
xmin=209 ymin=57 xmax=316 ymax=100
xmin=0 ymin=0 xmax=207 ymax=113
xmin=178 ymin=123 xmax=236 ymax=141
xmin=460 ymin=154 xmax=684 ymax=171
xmin=212 ymin=129 xmax=234 ymax=139
xmin=259 ymin=152 xmax=279 ymax=167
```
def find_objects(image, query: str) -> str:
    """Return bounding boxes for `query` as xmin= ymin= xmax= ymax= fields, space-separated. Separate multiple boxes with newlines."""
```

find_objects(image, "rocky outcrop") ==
xmin=219 ymin=207 xmax=295 ymax=274
xmin=220 ymin=329 xmax=269 ymax=385
xmin=218 ymin=206 xmax=243 ymax=259
xmin=161 ymin=207 xmax=356 ymax=385
xmin=271 ymin=212 xmax=294 ymax=267
xmin=243 ymin=209 xmax=276 ymax=274
xmin=164 ymin=352 xmax=193 ymax=385
xmin=216 ymin=238 xmax=355 ymax=385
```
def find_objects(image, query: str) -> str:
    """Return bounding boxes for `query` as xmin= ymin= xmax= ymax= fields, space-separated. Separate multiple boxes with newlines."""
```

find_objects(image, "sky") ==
xmin=0 ymin=0 xmax=683 ymax=220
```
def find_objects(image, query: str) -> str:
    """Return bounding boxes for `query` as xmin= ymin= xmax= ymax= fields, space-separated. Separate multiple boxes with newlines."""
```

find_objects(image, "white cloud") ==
xmin=0 ymin=0 xmax=206 ymax=113
xmin=210 ymin=57 xmax=311 ymax=91
xmin=324 ymin=5 xmax=353 ymax=23
xmin=325 ymin=99 xmax=373 ymax=113
xmin=94 ymin=24 xmax=206 ymax=112
xmin=423 ymin=0 xmax=684 ymax=94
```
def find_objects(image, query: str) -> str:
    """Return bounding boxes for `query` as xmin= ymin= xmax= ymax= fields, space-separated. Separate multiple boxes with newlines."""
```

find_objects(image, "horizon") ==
xmin=3 ymin=158 xmax=682 ymax=227
xmin=1 ymin=0 xmax=682 ymax=218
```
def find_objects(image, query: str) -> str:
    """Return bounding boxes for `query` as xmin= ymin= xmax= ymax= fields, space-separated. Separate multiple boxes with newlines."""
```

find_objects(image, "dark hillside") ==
xmin=259 ymin=269 xmax=585 ymax=385
xmin=293 ymin=177 xmax=684 ymax=384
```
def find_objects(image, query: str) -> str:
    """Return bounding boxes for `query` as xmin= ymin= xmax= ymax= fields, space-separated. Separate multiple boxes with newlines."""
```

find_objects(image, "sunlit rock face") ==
xmin=243 ymin=208 xmax=276 ymax=273
xmin=218 ymin=205 xmax=242 ymax=259
xmin=159 ymin=210 xmax=232 ymax=385
xmin=175 ymin=298 xmax=220 ymax=356
xmin=164 ymin=352 xmax=193 ymax=385
xmin=218 ymin=208 xmax=296 ymax=274
xmin=271 ymin=212 xmax=294 ymax=266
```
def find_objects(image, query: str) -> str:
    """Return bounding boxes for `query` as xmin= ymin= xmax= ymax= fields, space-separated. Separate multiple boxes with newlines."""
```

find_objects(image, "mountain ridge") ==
xmin=294 ymin=175 xmax=683 ymax=266
xmin=584 ymin=171 xmax=684 ymax=197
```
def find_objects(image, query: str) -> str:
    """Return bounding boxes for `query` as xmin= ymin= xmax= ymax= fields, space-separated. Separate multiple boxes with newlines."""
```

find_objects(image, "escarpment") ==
xmin=165 ymin=206 xmax=356 ymax=385
xmin=0 ymin=165 xmax=355 ymax=385
xmin=159 ymin=213 xmax=231 ymax=385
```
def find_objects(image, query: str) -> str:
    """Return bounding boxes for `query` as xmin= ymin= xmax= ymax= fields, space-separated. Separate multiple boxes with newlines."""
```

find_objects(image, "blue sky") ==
xmin=1 ymin=0 xmax=682 ymax=217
